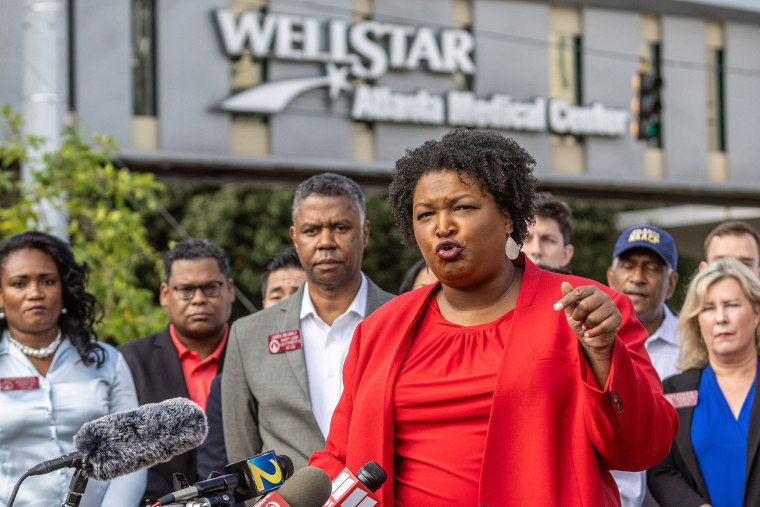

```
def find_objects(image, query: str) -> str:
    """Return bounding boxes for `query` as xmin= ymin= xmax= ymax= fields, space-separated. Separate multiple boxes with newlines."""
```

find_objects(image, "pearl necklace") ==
xmin=5 ymin=328 xmax=63 ymax=359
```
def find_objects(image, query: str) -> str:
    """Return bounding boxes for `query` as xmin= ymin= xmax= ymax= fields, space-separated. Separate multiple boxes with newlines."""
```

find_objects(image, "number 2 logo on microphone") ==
xmin=247 ymin=451 xmax=285 ymax=494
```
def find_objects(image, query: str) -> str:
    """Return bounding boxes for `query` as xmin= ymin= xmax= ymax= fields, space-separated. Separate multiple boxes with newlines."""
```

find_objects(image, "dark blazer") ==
xmin=648 ymin=368 xmax=760 ymax=507
xmin=196 ymin=373 xmax=226 ymax=479
xmin=119 ymin=326 xmax=226 ymax=504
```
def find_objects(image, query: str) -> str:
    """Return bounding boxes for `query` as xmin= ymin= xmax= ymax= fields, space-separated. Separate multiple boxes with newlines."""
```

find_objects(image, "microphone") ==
xmin=252 ymin=467 xmax=333 ymax=507
xmin=156 ymin=451 xmax=294 ymax=504
xmin=323 ymin=462 xmax=386 ymax=507
xmin=27 ymin=397 xmax=208 ymax=481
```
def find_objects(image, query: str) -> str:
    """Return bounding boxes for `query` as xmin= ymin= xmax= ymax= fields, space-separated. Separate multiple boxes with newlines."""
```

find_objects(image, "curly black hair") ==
xmin=0 ymin=231 xmax=105 ymax=367
xmin=388 ymin=128 xmax=538 ymax=246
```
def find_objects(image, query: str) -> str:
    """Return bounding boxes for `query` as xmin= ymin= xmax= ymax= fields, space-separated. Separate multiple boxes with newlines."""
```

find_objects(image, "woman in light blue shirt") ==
xmin=0 ymin=231 xmax=146 ymax=507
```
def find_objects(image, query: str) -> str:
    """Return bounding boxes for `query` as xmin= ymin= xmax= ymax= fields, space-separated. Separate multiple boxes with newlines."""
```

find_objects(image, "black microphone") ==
xmin=27 ymin=397 xmax=208 ymax=481
xmin=354 ymin=461 xmax=386 ymax=493
xmin=252 ymin=466 xmax=333 ymax=507
xmin=323 ymin=461 xmax=386 ymax=506
xmin=157 ymin=451 xmax=294 ymax=504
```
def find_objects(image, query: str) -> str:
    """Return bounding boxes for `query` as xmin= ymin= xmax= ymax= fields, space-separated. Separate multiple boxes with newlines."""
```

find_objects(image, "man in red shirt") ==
xmin=120 ymin=238 xmax=235 ymax=505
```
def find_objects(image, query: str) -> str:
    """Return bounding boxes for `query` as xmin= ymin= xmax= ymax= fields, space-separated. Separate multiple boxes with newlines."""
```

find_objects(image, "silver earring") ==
xmin=61 ymin=308 xmax=68 ymax=315
xmin=505 ymin=235 xmax=519 ymax=260
xmin=0 ymin=308 xmax=4 ymax=319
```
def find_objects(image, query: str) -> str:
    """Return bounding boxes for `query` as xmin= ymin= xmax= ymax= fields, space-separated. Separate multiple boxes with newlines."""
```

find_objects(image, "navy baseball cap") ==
xmin=612 ymin=225 xmax=678 ymax=271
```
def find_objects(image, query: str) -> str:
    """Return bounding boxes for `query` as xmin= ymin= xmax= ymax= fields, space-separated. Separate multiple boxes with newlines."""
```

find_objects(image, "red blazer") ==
xmin=310 ymin=256 xmax=679 ymax=506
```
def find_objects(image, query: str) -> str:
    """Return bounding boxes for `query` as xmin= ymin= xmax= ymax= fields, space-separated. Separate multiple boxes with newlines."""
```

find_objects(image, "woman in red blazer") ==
xmin=310 ymin=129 xmax=678 ymax=506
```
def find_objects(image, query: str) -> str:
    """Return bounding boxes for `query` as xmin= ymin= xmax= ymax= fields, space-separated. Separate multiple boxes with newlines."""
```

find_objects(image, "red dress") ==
xmin=310 ymin=254 xmax=679 ymax=506
xmin=394 ymin=297 xmax=511 ymax=505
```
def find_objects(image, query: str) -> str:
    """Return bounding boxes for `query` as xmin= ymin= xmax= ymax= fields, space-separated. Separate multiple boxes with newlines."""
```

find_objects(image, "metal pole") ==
xmin=22 ymin=0 xmax=69 ymax=241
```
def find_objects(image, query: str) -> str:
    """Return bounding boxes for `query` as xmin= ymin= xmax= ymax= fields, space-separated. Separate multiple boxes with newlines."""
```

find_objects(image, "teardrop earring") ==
xmin=505 ymin=234 xmax=519 ymax=260
xmin=0 ymin=308 xmax=4 ymax=319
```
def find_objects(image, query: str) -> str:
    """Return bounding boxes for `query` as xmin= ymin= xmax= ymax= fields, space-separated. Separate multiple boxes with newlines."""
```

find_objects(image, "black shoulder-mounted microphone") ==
xmin=157 ymin=451 xmax=294 ymax=505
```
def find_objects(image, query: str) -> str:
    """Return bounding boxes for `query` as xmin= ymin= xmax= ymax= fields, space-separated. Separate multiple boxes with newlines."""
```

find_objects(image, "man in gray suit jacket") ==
xmin=222 ymin=173 xmax=395 ymax=474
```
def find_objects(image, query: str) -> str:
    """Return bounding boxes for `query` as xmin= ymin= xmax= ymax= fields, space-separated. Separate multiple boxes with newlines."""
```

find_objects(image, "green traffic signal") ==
xmin=631 ymin=71 xmax=663 ymax=140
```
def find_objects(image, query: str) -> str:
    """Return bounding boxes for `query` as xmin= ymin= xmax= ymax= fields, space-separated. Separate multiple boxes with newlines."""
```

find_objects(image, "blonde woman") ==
xmin=648 ymin=257 xmax=760 ymax=507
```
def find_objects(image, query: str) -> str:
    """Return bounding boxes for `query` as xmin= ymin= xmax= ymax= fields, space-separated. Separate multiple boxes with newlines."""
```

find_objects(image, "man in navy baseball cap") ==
xmin=612 ymin=225 xmax=678 ymax=272
xmin=606 ymin=225 xmax=680 ymax=507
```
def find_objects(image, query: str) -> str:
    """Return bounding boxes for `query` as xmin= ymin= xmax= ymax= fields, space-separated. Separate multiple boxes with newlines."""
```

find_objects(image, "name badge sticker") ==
xmin=268 ymin=330 xmax=302 ymax=354
xmin=1 ymin=376 xmax=40 ymax=391
xmin=664 ymin=390 xmax=698 ymax=409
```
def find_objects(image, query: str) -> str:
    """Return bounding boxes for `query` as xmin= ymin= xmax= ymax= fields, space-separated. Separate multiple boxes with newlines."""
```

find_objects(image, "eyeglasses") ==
xmin=171 ymin=281 xmax=225 ymax=300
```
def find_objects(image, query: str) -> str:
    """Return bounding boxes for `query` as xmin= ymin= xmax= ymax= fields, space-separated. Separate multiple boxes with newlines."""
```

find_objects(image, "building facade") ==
xmin=2 ymin=0 xmax=760 ymax=209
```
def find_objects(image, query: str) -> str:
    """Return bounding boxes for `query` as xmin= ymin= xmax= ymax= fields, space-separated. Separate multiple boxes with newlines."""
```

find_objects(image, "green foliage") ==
xmin=566 ymin=200 xmax=624 ymax=283
xmin=169 ymin=184 xmax=298 ymax=316
xmin=142 ymin=185 xmax=419 ymax=317
xmin=0 ymin=107 xmax=694 ymax=346
xmin=363 ymin=192 xmax=424 ymax=293
xmin=0 ymin=108 xmax=166 ymax=344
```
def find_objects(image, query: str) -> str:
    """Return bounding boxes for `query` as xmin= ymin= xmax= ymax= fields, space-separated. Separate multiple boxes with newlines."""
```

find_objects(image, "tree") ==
xmin=0 ymin=107 xmax=166 ymax=344
xmin=142 ymin=184 xmax=423 ymax=317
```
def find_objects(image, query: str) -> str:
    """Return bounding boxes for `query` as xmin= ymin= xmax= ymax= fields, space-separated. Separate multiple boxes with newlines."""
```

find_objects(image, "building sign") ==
xmin=214 ymin=9 xmax=628 ymax=136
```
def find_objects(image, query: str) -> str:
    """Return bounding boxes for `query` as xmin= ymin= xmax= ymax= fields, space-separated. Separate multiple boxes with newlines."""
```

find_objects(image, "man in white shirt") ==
xmin=221 ymin=173 xmax=394 ymax=471
xmin=606 ymin=225 xmax=680 ymax=507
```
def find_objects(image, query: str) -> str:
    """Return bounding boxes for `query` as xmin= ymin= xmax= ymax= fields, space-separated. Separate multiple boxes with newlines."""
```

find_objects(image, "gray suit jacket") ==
xmin=221 ymin=277 xmax=394 ymax=472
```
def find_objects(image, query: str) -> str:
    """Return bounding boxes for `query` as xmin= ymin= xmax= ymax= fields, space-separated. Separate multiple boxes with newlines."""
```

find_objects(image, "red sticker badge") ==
xmin=268 ymin=330 xmax=303 ymax=354
xmin=1 ymin=376 xmax=40 ymax=391
xmin=664 ymin=390 xmax=698 ymax=409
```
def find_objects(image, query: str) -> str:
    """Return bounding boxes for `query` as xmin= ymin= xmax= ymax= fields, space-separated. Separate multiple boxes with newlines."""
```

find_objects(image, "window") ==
xmin=452 ymin=0 xmax=474 ymax=92
xmin=549 ymin=6 xmax=583 ymax=146
xmin=641 ymin=42 xmax=662 ymax=148
xmin=706 ymin=47 xmax=725 ymax=152
xmin=551 ymin=34 xmax=582 ymax=108
xmin=68 ymin=0 xmax=75 ymax=111
xmin=549 ymin=6 xmax=584 ymax=173
xmin=131 ymin=0 xmax=156 ymax=116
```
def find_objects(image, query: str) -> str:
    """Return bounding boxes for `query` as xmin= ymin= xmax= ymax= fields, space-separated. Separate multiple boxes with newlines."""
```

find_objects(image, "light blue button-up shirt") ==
xmin=0 ymin=334 xmax=146 ymax=507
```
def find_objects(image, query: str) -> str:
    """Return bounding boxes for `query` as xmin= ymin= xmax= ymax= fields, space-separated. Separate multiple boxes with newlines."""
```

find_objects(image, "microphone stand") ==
xmin=161 ymin=492 xmax=235 ymax=507
xmin=61 ymin=468 xmax=89 ymax=507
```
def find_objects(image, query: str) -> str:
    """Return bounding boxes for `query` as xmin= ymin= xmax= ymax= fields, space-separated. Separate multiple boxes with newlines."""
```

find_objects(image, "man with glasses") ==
xmin=120 ymin=238 xmax=235 ymax=505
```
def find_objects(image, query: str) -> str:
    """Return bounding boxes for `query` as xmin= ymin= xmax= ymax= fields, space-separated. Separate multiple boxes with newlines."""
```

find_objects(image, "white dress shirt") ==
xmin=0 ymin=334 xmax=146 ymax=507
xmin=644 ymin=306 xmax=680 ymax=381
xmin=612 ymin=306 xmax=680 ymax=507
xmin=300 ymin=273 xmax=368 ymax=439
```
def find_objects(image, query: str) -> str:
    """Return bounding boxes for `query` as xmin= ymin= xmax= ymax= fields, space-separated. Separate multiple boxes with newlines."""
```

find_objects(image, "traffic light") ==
xmin=630 ymin=71 xmax=662 ymax=140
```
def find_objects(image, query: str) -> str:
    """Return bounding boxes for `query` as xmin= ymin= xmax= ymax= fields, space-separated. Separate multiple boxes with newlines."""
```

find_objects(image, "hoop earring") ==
xmin=505 ymin=235 xmax=520 ymax=260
